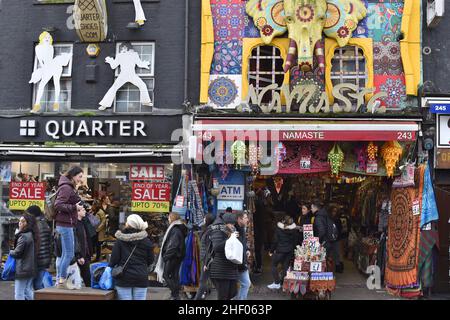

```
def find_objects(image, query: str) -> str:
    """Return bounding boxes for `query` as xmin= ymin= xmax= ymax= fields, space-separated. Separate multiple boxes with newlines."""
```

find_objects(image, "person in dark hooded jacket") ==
xmin=10 ymin=213 xmax=39 ymax=300
xmin=267 ymin=215 xmax=298 ymax=290
xmin=194 ymin=213 xmax=215 ymax=300
xmin=161 ymin=212 xmax=188 ymax=300
xmin=209 ymin=212 xmax=239 ymax=300
xmin=54 ymin=166 xmax=85 ymax=289
xmin=26 ymin=205 xmax=52 ymax=290
xmin=109 ymin=214 xmax=154 ymax=300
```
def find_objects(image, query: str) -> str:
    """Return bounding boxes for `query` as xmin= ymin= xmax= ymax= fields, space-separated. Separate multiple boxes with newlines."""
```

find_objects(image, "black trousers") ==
xmin=163 ymin=259 xmax=183 ymax=299
xmin=78 ymin=262 xmax=91 ymax=287
xmin=271 ymin=252 xmax=292 ymax=284
xmin=254 ymin=237 xmax=263 ymax=270
xmin=212 ymin=278 xmax=238 ymax=300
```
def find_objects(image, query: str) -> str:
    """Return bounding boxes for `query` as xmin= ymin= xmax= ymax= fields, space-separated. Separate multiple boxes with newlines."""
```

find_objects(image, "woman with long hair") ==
xmin=54 ymin=166 xmax=85 ymax=289
xmin=10 ymin=213 xmax=40 ymax=300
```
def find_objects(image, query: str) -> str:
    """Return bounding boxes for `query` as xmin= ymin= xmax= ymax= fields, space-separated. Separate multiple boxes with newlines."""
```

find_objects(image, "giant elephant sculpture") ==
xmin=246 ymin=0 xmax=367 ymax=73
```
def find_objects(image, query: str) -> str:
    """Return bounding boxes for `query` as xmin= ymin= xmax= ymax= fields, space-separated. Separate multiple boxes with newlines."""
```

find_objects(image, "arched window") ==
xmin=248 ymin=45 xmax=285 ymax=104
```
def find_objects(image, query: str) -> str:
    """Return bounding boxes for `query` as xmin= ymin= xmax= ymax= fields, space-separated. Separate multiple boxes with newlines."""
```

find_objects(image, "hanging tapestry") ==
xmin=385 ymin=166 xmax=424 ymax=287
xmin=279 ymin=142 xmax=331 ymax=174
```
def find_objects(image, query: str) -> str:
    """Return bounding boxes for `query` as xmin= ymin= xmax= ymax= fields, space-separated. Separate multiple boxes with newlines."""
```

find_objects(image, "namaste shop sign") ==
xmin=243 ymin=83 xmax=388 ymax=114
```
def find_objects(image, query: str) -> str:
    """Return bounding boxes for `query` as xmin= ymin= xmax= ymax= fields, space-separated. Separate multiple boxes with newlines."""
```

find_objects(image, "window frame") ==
xmin=242 ymin=38 xmax=290 ymax=106
xmin=325 ymin=38 xmax=374 ymax=105
xmin=113 ymin=41 xmax=155 ymax=114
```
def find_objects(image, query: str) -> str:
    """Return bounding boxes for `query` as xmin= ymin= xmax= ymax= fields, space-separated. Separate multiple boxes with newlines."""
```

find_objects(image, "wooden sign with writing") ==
xmin=436 ymin=149 xmax=450 ymax=169
xmin=73 ymin=0 xmax=108 ymax=43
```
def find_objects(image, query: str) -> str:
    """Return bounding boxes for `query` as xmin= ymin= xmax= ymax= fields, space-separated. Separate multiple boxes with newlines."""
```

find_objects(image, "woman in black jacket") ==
xmin=208 ymin=213 xmax=239 ymax=300
xmin=26 ymin=205 xmax=52 ymax=290
xmin=194 ymin=213 xmax=215 ymax=300
xmin=109 ymin=214 xmax=154 ymax=300
xmin=297 ymin=203 xmax=313 ymax=243
xmin=267 ymin=216 xmax=298 ymax=290
xmin=10 ymin=213 xmax=39 ymax=300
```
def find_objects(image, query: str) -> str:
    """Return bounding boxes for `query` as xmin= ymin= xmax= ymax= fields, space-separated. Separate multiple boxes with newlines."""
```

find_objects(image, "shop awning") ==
xmin=193 ymin=120 xmax=419 ymax=142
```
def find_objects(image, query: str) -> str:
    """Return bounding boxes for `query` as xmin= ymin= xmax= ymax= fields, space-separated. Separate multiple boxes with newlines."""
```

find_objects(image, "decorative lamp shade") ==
xmin=328 ymin=143 xmax=344 ymax=176
xmin=231 ymin=140 xmax=247 ymax=167
xmin=276 ymin=142 xmax=287 ymax=163
xmin=248 ymin=143 xmax=260 ymax=174
xmin=381 ymin=141 xmax=403 ymax=178
xmin=367 ymin=142 xmax=378 ymax=161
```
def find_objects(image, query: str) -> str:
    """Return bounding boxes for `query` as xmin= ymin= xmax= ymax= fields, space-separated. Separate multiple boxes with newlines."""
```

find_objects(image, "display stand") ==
xmin=35 ymin=287 xmax=115 ymax=300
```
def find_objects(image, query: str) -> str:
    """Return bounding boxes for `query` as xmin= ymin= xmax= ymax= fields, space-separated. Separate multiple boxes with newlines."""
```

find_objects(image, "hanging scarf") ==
xmin=180 ymin=231 xmax=194 ymax=286
xmin=154 ymin=220 xmax=186 ymax=283
xmin=421 ymin=164 xmax=439 ymax=228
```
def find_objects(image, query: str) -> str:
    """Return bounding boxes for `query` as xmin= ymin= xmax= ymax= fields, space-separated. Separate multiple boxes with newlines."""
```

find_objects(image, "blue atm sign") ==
xmin=217 ymin=185 xmax=245 ymax=200
xmin=430 ymin=104 xmax=450 ymax=114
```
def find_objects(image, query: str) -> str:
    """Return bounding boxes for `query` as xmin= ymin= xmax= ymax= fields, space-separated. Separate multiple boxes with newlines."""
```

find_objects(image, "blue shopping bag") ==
xmin=42 ymin=271 xmax=54 ymax=288
xmin=90 ymin=262 xmax=109 ymax=289
xmin=1 ymin=255 xmax=16 ymax=281
xmin=99 ymin=267 xmax=114 ymax=290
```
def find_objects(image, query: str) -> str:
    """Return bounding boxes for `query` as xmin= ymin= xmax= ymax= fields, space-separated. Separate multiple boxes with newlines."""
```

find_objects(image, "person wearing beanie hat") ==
xmin=222 ymin=212 xmax=237 ymax=226
xmin=154 ymin=213 xmax=188 ymax=300
xmin=26 ymin=206 xmax=52 ymax=290
xmin=108 ymin=214 xmax=154 ymax=300
xmin=126 ymin=214 xmax=148 ymax=231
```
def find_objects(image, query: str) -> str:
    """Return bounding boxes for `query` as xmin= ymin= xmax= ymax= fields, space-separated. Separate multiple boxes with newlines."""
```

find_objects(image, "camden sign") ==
xmin=0 ymin=116 xmax=182 ymax=144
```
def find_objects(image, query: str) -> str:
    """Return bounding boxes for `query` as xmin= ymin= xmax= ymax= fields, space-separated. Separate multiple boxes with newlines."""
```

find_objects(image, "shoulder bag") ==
xmin=111 ymin=244 xmax=138 ymax=279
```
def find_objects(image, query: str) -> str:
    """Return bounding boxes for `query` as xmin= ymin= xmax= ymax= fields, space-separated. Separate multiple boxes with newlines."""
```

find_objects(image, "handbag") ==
xmin=112 ymin=245 xmax=137 ymax=279
xmin=1 ymin=255 xmax=16 ymax=281
xmin=172 ymin=174 xmax=188 ymax=215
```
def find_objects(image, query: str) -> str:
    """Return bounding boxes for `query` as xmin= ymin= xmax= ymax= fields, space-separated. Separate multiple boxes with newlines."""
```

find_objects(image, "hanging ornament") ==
xmin=381 ymin=141 xmax=403 ymax=178
xmin=328 ymin=143 xmax=344 ymax=176
xmin=231 ymin=140 xmax=246 ymax=169
xmin=219 ymin=164 xmax=229 ymax=180
xmin=275 ymin=142 xmax=287 ymax=165
xmin=248 ymin=143 xmax=260 ymax=174
xmin=367 ymin=142 xmax=378 ymax=161
xmin=354 ymin=145 xmax=367 ymax=172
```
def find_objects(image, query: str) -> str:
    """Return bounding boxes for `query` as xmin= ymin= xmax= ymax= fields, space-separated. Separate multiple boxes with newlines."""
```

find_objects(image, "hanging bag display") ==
xmin=172 ymin=174 xmax=188 ymax=216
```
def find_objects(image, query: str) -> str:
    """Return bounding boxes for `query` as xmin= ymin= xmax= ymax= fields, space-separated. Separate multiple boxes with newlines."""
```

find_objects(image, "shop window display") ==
xmin=0 ymin=161 xmax=174 ymax=268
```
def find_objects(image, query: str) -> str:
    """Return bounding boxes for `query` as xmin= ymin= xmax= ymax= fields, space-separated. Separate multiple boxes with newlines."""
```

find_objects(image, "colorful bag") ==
xmin=42 ymin=271 xmax=54 ymax=288
xmin=99 ymin=267 xmax=114 ymax=290
xmin=90 ymin=262 xmax=109 ymax=289
xmin=172 ymin=174 xmax=187 ymax=216
xmin=1 ymin=255 xmax=16 ymax=281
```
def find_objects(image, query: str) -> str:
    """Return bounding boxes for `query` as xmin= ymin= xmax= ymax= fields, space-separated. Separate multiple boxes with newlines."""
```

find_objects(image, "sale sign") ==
xmin=9 ymin=182 xmax=46 ymax=211
xmin=130 ymin=165 xmax=165 ymax=181
xmin=131 ymin=182 xmax=171 ymax=213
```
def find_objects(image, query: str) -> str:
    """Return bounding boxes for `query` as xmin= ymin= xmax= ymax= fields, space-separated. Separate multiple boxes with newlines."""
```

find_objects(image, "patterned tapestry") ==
xmin=385 ymin=165 xmax=424 ymax=288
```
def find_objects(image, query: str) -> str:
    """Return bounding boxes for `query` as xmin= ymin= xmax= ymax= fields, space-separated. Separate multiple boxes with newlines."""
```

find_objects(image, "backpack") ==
xmin=44 ymin=189 xmax=59 ymax=221
xmin=326 ymin=216 xmax=339 ymax=242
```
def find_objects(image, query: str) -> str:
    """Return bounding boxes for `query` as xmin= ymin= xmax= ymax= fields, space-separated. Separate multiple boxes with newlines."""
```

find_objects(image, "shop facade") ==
xmin=186 ymin=0 xmax=443 ymax=298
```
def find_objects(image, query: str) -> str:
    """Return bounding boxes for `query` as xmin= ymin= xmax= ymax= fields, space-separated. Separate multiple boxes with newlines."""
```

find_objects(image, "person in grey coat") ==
xmin=10 ymin=213 xmax=39 ymax=300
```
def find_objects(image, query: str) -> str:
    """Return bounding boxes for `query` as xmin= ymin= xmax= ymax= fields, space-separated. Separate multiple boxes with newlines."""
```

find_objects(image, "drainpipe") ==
xmin=184 ymin=0 xmax=189 ymax=104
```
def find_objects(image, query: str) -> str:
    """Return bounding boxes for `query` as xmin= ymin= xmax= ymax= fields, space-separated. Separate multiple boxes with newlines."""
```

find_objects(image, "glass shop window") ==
xmin=32 ymin=43 xmax=73 ymax=112
xmin=248 ymin=45 xmax=285 ymax=105
xmin=114 ymin=42 xmax=155 ymax=113
xmin=330 ymin=46 xmax=367 ymax=106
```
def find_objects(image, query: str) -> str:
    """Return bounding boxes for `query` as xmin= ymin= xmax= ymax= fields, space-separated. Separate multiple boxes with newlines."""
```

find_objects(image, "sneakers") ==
xmin=267 ymin=283 xmax=281 ymax=290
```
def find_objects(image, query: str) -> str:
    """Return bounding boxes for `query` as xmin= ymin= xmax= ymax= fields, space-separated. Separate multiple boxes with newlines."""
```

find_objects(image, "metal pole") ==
xmin=184 ymin=0 xmax=189 ymax=103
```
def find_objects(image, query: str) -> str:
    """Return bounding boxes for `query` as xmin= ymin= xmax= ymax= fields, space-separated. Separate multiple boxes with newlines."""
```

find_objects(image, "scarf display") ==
xmin=418 ymin=222 xmax=439 ymax=289
xmin=385 ymin=166 xmax=424 ymax=288
xmin=180 ymin=231 xmax=200 ymax=287
xmin=421 ymin=164 xmax=439 ymax=228
xmin=246 ymin=193 xmax=256 ymax=270
xmin=154 ymin=220 xmax=185 ymax=283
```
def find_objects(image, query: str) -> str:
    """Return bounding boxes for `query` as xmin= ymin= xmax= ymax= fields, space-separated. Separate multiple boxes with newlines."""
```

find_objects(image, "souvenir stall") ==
xmin=172 ymin=167 xmax=207 ymax=298
xmin=283 ymin=225 xmax=335 ymax=300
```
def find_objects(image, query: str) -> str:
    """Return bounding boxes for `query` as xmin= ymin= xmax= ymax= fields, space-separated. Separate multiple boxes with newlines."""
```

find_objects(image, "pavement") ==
xmin=1 ymin=257 xmax=449 ymax=300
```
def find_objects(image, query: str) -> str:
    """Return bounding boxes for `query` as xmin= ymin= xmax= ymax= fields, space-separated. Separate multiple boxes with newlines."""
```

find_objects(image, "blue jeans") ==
xmin=33 ymin=270 xmax=46 ymax=290
xmin=15 ymin=278 xmax=34 ymax=300
xmin=55 ymin=226 xmax=75 ymax=281
xmin=236 ymin=270 xmax=251 ymax=300
xmin=115 ymin=286 xmax=148 ymax=300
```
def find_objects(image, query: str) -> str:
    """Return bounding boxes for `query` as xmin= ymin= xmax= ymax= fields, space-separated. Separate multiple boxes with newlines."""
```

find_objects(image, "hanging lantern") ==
xmin=367 ymin=142 xmax=378 ymax=161
xmin=328 ymin=143 xmax=344 ymax=176
xmin=231 ymin=140 xmax=247 ymax=169
xmin=248 ymin=143 xmax=260 ymax=175
xmin=275 ymin=142 xmax=287 ymax=164
xmin=355 ymin=145 xmax=367 ymax=172
xmin=381 ymin=141 xmax=403 ymax=178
